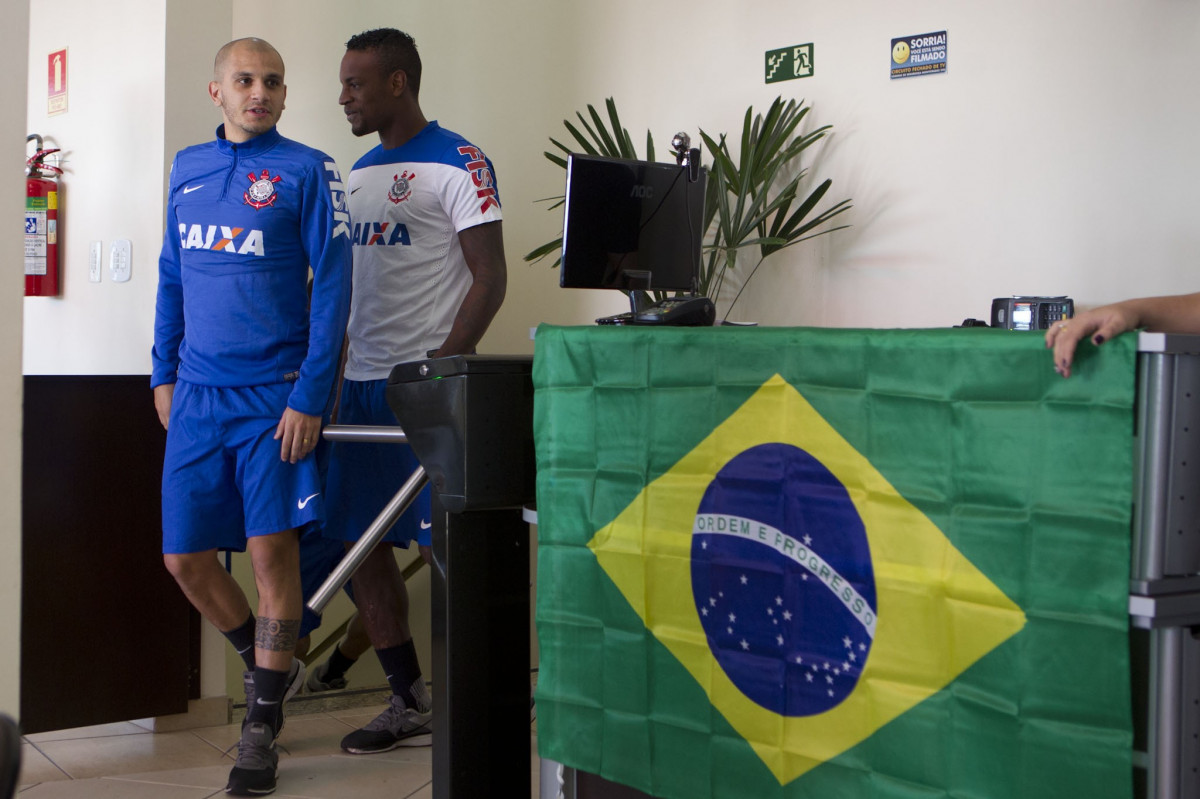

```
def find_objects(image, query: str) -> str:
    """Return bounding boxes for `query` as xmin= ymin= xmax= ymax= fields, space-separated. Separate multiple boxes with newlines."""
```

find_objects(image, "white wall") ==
xmin=24 ymin=0 xmax=167 ymax=375
xmin=222 ymin=0 xmax=1200 ymax=338
xmin=25 ymin=1 xmax=1200 ymax=368
xmin=231 ymin=0 xmax=589 ymax=348
xmin=19 ymin=0 xmax=1200 ymax=715
xmin=0 ymin=1 xmax=30 ymax=718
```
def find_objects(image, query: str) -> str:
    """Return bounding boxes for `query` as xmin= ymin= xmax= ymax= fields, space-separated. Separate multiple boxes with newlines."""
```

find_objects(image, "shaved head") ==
xmin=209 ymin=37 xmax=287 ymax=142
xmin=214 ymin=38 xmax=283 ymax=81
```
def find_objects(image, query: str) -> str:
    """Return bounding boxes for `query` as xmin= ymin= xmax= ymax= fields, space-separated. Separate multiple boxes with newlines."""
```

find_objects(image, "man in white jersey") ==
xmin=325 ymin=27 xmax=507 ymax=754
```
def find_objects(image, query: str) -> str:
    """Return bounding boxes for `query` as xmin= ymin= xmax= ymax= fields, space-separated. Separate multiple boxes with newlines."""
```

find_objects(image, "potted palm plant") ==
xmin=525 ymin=97 xmax=851 ymax=321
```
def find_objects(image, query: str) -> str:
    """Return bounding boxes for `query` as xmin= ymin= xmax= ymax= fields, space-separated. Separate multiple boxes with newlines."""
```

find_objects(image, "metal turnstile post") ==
xmin=387 ymin=355 xmax=536 ymax=799
xmin=1131 ymin=333 xmax=1200 ymax=799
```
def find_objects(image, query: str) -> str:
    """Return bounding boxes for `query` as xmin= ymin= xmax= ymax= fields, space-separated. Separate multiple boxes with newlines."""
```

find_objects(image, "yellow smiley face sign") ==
xmin=892 ymin=40 xmax=910 ymax=64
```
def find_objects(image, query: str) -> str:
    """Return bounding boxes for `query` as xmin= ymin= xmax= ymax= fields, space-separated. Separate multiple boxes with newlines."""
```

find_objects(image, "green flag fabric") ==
xmin=533 ymin=325 xmax=1135 ymax=799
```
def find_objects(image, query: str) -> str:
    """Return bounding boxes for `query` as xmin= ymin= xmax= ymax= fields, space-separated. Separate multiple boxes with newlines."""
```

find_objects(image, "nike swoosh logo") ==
xmin=350 ymin=187 xmax=362 ymax=195
xmin=182 ymin=184 xmax=204 ymax=194
xmin=420 ymin=519 xmax=432 ymax=529
xmin=298 ymin=493 xmax=319 ymax=510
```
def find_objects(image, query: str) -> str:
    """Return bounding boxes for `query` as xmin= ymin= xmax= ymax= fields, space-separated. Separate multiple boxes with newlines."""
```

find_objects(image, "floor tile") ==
xmin=16 ymin=722 xmax=541 ymax=799
xmin=24 ymin=722 xmax=148 ymax=744
xmin=325 ymin=705 xmax=387 ymax=723
xmin=16 ymin=743 xmax=69 ymax=788
xmin=18 ymin=776 xmax=219 ymax=798
xmin=324 ymin=705 xmax=393 ymax=719
xmin=276 ymin=715 xmax=366 ymax=759
xmin=182 ymin=720 xmax=241 ymax=756
xmin=188 ymin=714 xmax=350 ymax=761
xmin=346 ymin=745 xmax=433 ymax=766
xmin=28 ymin=729 xmax=224 ymax=780
xmin=268 ymin=754 xmax=430 ymax=799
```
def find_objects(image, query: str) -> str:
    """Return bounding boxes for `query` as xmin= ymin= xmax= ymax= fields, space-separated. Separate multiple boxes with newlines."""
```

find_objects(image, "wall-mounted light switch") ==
xmin=89 ymin=241 xmax=102 ymax=283
xmin=110 ymin=239 xmax=131 ymax=283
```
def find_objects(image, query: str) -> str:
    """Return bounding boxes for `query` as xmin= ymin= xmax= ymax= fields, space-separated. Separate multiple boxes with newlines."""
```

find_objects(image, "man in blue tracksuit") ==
xmin=150 ymin=37 xmax=350 ymax=797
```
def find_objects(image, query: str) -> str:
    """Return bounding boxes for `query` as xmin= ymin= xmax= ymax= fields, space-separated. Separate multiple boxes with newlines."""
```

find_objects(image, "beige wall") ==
xmin=231 ymin=0 xmax=1200 ymax=335
xmin=0 ymin=1 xmax=29 ymax=718
xmin=24 ymin=1 xmax=167 ymax=374
xmin=17 ymin=0 xmax=1200 ymax=715
xmin=32 ymin=0 xmax=1200 ymax=366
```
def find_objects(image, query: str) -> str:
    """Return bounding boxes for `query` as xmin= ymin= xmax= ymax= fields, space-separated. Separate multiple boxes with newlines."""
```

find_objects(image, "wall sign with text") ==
xmin=890 ymin=31 xmax=947 ymax=79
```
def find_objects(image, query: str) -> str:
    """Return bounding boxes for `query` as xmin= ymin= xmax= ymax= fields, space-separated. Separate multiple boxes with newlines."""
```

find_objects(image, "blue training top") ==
xmin=151 ymin=126 xmax=352 ymax=416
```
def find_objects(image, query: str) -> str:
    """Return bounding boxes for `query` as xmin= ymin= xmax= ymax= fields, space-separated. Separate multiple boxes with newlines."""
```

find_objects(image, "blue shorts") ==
xmin=161 ymin=381 xmax=324 ymax=554
xmin=298 ymin=526 xmax=355 ymax=638
xmin=324 ymin=378 xmax=432 ymax=548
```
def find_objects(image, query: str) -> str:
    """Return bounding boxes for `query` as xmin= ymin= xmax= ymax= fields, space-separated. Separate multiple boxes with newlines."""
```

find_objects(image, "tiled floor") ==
xmin=17 ymin=704 xmax=542 ymax=798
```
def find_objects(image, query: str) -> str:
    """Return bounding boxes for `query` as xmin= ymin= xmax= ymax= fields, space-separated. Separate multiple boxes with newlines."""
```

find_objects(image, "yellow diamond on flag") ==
xmin=587 ymin=374 xmax=1027 ymax=785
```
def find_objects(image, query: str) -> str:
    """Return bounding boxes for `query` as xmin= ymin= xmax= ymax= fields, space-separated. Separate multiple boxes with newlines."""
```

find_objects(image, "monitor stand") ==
xmin=624 ymin=269 xmax=652 ymax=315
xmin=593 ymin=269 xmax=714 ymax=327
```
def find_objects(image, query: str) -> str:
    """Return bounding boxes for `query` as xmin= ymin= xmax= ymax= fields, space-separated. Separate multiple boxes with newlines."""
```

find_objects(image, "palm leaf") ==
xmin=525 ymin=95 xmax=853 ymax=311
xmin=586 ymin=104 xmax=621 ymax=156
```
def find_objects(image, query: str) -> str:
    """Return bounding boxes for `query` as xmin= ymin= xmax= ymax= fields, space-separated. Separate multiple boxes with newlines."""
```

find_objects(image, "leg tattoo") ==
xmin=255 ymin=617 xmax=301 ymax=653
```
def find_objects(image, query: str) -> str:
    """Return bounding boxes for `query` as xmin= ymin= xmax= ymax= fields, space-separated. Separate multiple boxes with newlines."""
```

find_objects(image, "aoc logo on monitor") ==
xmin=629 ymin=185 xmax=653 ymax=199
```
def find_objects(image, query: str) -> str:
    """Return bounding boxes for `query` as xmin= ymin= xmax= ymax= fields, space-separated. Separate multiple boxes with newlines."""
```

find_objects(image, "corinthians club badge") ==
xmin=388 ymin=171 xmax=415 ymax=205
xmin=244 ymin=169 xmax=283 ymax=209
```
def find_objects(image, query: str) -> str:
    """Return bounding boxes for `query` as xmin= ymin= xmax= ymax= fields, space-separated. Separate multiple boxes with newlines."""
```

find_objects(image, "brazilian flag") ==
xmin=533 ymin=325 xmax=1135 ymax=799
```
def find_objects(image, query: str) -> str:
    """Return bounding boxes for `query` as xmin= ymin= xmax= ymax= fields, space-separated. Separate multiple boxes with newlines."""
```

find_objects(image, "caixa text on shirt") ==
xmin=178 ymin=224 xmax=265 ymax=255
xmin=351 ymin=221 xmax=411 ymax=247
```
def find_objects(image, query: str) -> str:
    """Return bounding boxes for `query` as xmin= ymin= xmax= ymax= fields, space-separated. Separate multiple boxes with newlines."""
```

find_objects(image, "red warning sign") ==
xmin=48 ymin=49 xmax=68 ymax=116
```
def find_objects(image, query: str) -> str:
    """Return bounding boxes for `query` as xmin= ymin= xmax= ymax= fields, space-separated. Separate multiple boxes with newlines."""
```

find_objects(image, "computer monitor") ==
xmin=559 ymin=154 xmax=707 ymax=294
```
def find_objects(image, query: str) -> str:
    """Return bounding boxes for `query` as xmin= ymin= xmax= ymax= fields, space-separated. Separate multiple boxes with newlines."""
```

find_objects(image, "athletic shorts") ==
xmin=298 ymin=526 xmax=355 ymax=638
xmin=161 ymin=380 xmax=324 ymax=554
xmin=323 ymin=378 xmax=432 ymax=548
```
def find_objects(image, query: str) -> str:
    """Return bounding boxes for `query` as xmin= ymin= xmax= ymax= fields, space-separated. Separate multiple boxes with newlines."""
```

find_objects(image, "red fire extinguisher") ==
xmin=25 ymin=134 xmax=63 ymax=297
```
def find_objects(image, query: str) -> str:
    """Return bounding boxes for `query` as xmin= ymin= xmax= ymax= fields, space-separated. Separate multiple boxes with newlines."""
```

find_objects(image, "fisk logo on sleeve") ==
xmin=325 ymin=162 xmax=351 ymax=240
xmin=457 ymin=146 xmax=499 ymax=214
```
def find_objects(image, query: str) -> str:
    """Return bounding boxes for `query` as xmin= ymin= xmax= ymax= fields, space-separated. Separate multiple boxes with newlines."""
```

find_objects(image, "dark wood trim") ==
xmin=21 ymin=375 xmax=192 ymax=733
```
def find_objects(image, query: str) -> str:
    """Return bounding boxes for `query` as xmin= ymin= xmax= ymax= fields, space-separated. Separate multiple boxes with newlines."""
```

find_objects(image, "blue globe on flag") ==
xmin=691 ymin=443 xmax=878 ymax=716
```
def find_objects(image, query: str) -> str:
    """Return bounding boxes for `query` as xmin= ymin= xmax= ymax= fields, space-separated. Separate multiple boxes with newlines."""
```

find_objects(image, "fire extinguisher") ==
xmin=25 ymin=134 xmax=63 ymax=297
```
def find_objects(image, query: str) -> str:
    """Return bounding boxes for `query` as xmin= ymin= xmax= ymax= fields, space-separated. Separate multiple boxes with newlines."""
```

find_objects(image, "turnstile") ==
xmin=386 ymin=355 xmax=535 ymax=799
xmin=309 ymin=354 xmax=534 ymax=799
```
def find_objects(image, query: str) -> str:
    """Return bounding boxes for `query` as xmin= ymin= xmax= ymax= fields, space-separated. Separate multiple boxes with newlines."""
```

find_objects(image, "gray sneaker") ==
xmin=225 ymin=721 xmax=278 ymax=795
xmin=340 ymin=694 xmax=433 ymax=754
xmin=305 ymin=660 xmax=348 ymax=693
xmin=242 ymin=658 xmax=306 ymax=730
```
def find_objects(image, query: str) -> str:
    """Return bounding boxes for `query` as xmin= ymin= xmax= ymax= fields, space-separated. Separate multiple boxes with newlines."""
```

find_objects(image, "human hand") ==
xmin=153 ymin=383 xmax=175 ymax=430
xmin=275 ymin=407 xmax=322 ymax=463
xmin=1044 ymin=304 xmax=1138 ymax=378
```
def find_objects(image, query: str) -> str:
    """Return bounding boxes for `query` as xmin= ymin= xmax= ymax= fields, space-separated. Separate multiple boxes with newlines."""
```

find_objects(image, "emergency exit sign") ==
xmin=766 ymin=43 xmax=813 ymax=83
xmin=47 ymin=48 xmax=68 ymax=116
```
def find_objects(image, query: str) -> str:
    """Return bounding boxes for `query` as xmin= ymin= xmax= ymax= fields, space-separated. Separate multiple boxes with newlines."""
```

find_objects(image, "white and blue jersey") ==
xmin=324 ymin=121 xmax=501 ymax=547
xmin=342 ymin=121 xmax=502 ymax=381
